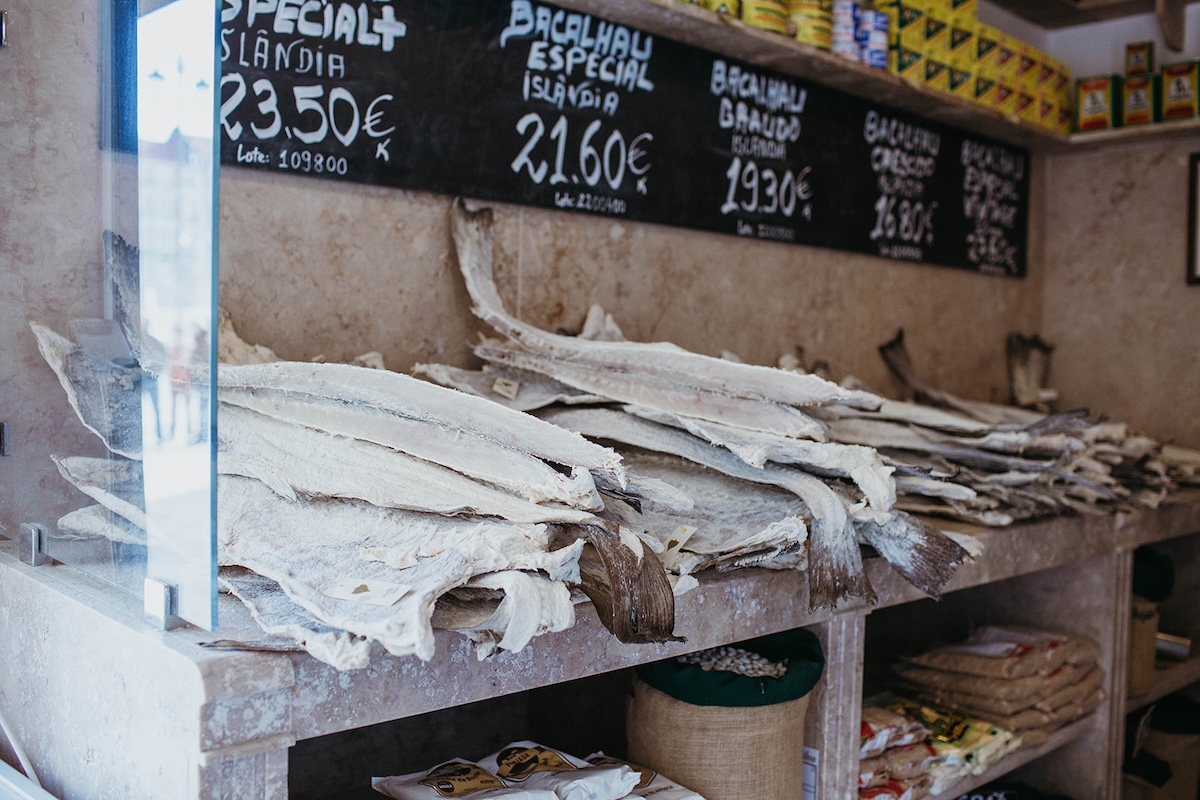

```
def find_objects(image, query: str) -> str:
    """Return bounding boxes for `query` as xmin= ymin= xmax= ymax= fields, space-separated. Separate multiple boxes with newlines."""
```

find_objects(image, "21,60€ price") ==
xmin=511 ymin=112 xmax=652 ymax=194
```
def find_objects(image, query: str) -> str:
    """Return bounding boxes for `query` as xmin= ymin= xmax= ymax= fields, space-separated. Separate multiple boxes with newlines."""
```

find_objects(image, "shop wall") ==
xmin=1042 ymin=139 xmax=1200 ymax=449
xmin=0 ymin=2 xmax=121 ymax=536
xmin=218 ymin=166 xmax=1045 ymax=407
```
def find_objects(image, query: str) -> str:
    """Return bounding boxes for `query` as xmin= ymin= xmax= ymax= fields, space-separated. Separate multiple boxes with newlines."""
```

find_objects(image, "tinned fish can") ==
xmin=791 ymin=10 xmax=833 ymax=49
xmin=858 ymin=14 xmax=890 ymax=69
xmin=1120 ymin=75 xmax=1157 ymax=125
xmin=742 ymin=0 xmax=790 ymax=33
xmin=832 ymin=0 xmax=859 ymax=25
xmin=833 ymin=40 xmax=861 ymax=61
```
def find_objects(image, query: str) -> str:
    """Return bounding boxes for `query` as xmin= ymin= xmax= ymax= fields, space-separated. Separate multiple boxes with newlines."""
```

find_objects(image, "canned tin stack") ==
xmin=1076 ymin=40 xmax=1200 ymax=132
xmin=829 ymin=2 xmax=888 ymax=68
xmin=788 ymin=0 xmax=833 ymax=50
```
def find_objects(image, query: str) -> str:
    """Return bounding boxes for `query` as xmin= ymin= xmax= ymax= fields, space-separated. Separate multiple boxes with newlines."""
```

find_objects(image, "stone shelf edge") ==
xmin=1126 ymin=655 xmax=1200 ymax=712
xmin=548 ymin=0 xmax=1074 ymax=153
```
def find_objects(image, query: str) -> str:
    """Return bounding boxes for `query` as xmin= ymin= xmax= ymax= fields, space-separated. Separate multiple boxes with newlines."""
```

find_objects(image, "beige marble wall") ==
xmin=0 ymin=2 xmax=125 ymax=536
xmin=219 ymin=169 xmax=1044 ymax=407
xmin=1041 ymin=140 xmax=1200 ymax=449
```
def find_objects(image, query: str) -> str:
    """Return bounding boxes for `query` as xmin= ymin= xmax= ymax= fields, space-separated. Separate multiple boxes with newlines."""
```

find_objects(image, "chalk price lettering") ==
xmin=220 ymin=73 xmax=395 ymax=151
xmin=720 ymin=157 xmax=812 ymax=220
xmin=869 ymin=195 xmax=936 ymax=246
xmin=511 ymin=112 xmax=652 ymax=195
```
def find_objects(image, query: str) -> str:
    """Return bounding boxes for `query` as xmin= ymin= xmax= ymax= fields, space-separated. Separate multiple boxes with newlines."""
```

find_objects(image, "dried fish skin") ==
xmin=220 ymin=567 xmax=371 ymax=671
xmin=31 ymin=322 xmax=143 ymax=459
xmin=217 ymin=404 xmax=601 ymax=526
xmin=219 ymin=360 xmax=625 ymax=483
xmin=451 ymin=200 xmax=879 ymax=411
xmin=218 ymin=476 xmax=581 ymax=660
xmin=220 ymin=386 xmax=605 ymax=511
xmin=623 ymin=406 xmax=895 ymax=512
xmin=855 ymin=512 xmax=968 ymax=600
xmin=576 ymin=523 xmax=682 ymax=645
xmin=52 ymin=455 xmax=146 ymax=529
xmin=539 ymin=407 xmax=871 ymax=609
xmin=475 ymin=342 xmax=833 ymax=440
xmin=413 ymin=361 xmax=604 ymax=412
xmin=431 ymin=571 xmax=576 ymax=660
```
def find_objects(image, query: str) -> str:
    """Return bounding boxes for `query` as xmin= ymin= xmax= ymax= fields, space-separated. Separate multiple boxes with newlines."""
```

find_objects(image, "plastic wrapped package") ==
xmin=585 ymin=754 xmax=706 ymax=799
xmin=373 ymin=760 xmax=559 ymax=799
xmin=477 ymin=742 xmax=639 ymax=800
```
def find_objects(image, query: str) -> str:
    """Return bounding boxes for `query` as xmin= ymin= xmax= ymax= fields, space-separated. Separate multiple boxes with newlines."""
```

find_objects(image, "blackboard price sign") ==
xmin=219 ymin=0 xmax=1029 ymax=276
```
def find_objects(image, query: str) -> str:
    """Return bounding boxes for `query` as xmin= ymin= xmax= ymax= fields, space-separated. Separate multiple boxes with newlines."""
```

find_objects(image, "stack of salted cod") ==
xmin=30 ymin=233 xmax=682 ymax=671
xmin=779 ymin=330 xmax=1200 ymax=526
xmin=415 ymin=200 xmax=972 ymax=610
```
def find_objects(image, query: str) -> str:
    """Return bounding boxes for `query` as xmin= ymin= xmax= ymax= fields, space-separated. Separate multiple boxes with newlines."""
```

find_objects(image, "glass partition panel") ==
xmin=0 ymin=0 xmax=218 ymax=629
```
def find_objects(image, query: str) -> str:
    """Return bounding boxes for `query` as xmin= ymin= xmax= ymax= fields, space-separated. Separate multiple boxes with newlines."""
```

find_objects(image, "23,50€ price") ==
xmin=511 ymin=112 xmax=653 ymax=194
xmin=220 ymin=73 xmax=396 ymax=147
xmin=720 ymin=157 xmax=813 ymax=219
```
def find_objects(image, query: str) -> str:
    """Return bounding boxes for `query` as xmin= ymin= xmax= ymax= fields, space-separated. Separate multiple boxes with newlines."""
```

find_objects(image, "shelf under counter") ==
xmin=1126 ymin=656 xmax=1200 ymax=712
xmin=928 ymin=716 xmax=1099 ymax=798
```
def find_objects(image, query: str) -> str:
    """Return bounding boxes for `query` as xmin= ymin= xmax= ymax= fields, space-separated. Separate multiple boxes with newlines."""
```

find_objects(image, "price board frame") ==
xmin=218 ymin=0 xmax=1029 ymax=277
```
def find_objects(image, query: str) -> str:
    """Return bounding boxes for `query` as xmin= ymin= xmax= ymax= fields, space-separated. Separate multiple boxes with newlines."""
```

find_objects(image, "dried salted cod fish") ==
xmin=878 ymin=330 xmax=1044 ymax=427
xmin=615 ymin=453 xmax=808 ymax=575
xmin=217 ymin=405 xmax=600 ymax=525
xmin=431 ymin=571 xmax=575 ymax=660
xmin=855 ymin=512 xmax=968 ymax=599
xmin=412 ymin=361 xmax=604 ymax=411
xmin=31 ymin=322 xmax=142 ymax=459
xmin=579 ymin=303 xmax=629 ymax=342
xmin=623 ymin=406 xmax=894 ymax=511
xmin=52 ymin=455 xmax=146 ymax=529
xmin=539 ymin=407 xmax=871 ymax=609
xmin=220 ymin=360 xmax=622 ymax=507
xmin=475 ymin=341 xmax=834 ymax=439
xmin=451 ymin=199 xmax=879 ymax=411
xmin=56 ymin=504 xmax=147 ymax=545
xmin=220 ymin=567 xmax=371 ymax=670
xmin=818 ymin=398 xmax=1000 ymax=435
xmin=1007 ymin=333 xmax=1056 ymax=409
xmin=219 ymin=476 xmax=581 ymax=660
xmin=894 ymin=475 xmax=979 ymax=502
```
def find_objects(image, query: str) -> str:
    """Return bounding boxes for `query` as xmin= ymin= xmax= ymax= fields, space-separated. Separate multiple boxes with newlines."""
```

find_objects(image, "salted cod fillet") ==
xmin=220 ymin=567 xmax=372 ymax=670
xmin=219 ymin=361 xmax=619 ymax=509
xmin=52 ymin=455 xmax=146 ymax=529
xmin=450 ymin=199 xmax=879 ymax=413
xmin=218 ymin=475 xmax=583 ymax=661
xmin=217 ymin=404 xmax=600 ymax=525
xmin=538 ymin=406 xmax=873 ymax=609
xmin=430 ymin=570 xmax=576 ymax=660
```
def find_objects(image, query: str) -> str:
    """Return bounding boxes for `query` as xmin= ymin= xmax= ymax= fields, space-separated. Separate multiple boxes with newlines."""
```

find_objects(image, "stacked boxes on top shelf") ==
xmin=876 ymin=0 xmax=1072 ymax=133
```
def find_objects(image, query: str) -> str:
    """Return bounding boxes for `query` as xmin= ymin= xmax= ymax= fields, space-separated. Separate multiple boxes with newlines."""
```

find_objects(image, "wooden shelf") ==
xmin=1127 ymin=655 xmax=1200 ymax=712
xmin=929 ymin=716 xmax=1098 ymax=798
xmin=1070 ymin=117 xmax=1200 ymax=151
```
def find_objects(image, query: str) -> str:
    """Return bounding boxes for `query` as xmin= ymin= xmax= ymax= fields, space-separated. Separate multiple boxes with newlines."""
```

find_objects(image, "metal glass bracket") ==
xmin=17 ymin=524 xmax=49 ymax=567
xmin=144 ymin=577 xmax=183 ymax=630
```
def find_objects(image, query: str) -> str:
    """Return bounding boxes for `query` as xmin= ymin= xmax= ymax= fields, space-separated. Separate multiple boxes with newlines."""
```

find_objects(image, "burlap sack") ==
xmin=626 ymin=677 xmax=809 ymax=800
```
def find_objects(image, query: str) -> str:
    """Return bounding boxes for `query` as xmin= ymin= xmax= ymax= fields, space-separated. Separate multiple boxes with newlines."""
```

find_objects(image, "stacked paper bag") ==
xmin=859 ymin=705 xmax=935 ymax=799
xmin=896 ymin=626 xmax=1106 ymax=749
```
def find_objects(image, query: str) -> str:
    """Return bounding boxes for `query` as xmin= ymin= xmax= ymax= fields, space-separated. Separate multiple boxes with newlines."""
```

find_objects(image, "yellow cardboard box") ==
xmin=1076 ymin=75 xmax=1117 ymax=130
xmin=975 ymin=23 xmax=1002 ymax=75
xmin=974 ymin=73 xmax=998 ymax=107
xmin=1161 ymin=61 xmax=1199 ymax=120
xmin=948 ymin=63 xmax=974 ymax=100
xmin=1015 ymin=41 xmax=1041 ymax=92
xmin=994 ymin=80 xmax=1019 ymax=116
xmin=889 ymin=43 xmax=925 ymax=83
xmin=995 ymin=33 xmax=1021 ymax=82
xmin=924 ymin=56 xmax=950 ymax=93
xmin=947 ymin=18 xmax=976 ymax=69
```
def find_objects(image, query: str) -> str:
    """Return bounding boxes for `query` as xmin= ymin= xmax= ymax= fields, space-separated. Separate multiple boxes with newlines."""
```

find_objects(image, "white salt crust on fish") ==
xmin=430 ymin=570 xmax=575 ymax=660
xmin=219 ymin=360 xmax=624 ymax=481
xmin=220 ymin=567 xmax=371 ymax=671
xmin=537 ymin=406 xmax=870 ymax=608
xmin=218 ymin=475 xmax=583 ymax=661
xmin=217 ymin=404 xmax=601 ymax=525
xmin=220 ymin=386 xmax=605 ymax=510
xmin=413 ymin=361 xmax=605 ymax=412
xmin=451 ymin=199 xmax=880 ymax=412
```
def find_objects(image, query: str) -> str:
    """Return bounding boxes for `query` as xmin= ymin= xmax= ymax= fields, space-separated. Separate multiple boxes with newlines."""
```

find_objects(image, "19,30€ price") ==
xmin=720 ymin=157 xmax=813 ymax=219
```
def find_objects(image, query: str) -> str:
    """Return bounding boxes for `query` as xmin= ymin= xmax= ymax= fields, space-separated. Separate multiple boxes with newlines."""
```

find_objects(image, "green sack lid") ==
xmin=635 ymin=628 xmax=824 ymax=708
